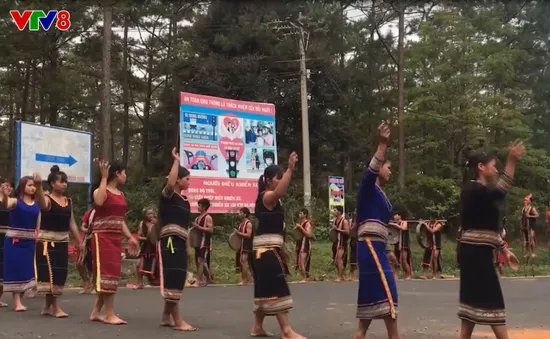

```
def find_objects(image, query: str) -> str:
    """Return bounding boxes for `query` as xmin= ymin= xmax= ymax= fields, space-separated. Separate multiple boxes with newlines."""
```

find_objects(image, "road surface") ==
xmin=1 ymin=278 xmax=549 ymax=338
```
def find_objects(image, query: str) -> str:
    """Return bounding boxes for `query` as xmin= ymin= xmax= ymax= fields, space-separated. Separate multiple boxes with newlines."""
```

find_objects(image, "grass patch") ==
xmin=66 ymin=237 xmax=550 ymax=287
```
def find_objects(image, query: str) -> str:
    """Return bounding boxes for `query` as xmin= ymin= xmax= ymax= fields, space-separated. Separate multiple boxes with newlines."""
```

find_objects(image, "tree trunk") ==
xmin=39 ymin=57 xmax=47 ymax=124
xmin=21 ymin=62 xmax=31 ymax=121
xmin=397 ymin=0 xmax=406 ymax=190
xmin=141 ymin=46 xmax=154 ymax=168
xmin=48 ymin=34 xmax=59 ymax=125
xmin=122 ymin=13 xmax=130 ymax=166
xmin=100 ymin=6 xmax=113 ymax=160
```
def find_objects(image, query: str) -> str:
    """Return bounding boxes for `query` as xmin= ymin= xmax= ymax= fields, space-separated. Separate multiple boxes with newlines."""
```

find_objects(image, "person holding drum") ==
xmin=352 ymin=121 xmax=400 ymax=339
xmin=295 ymin=208 xmax=313 ymax=283
xmin=250 ymin=152 xmax=305 ymax=339
xmin=331 ymin=206 xmax=349 ymax=282
xmin=192 ymin=198 xmax=214 ymax=286
xmin=157 ymin=147 xmax=196 ymax=331
xmin=236 ymin=207 xmax=253 ymax=285
xmin=458 ymin=143 xmax=523 ymax=339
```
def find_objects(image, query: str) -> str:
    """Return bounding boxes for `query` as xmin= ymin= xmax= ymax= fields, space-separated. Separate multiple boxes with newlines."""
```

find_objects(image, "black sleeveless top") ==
xmin=197 ymin=214 xmax=212 ymax=248
xmin=158 ymin=191 xmax=190 ymax=230
xmin=41 ymin=196 xmax=72 ymax=232
xmin=254 ymin=192 xmax=285 ymax=236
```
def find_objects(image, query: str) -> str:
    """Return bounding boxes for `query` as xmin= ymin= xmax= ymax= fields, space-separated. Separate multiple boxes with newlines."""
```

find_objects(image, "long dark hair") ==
xmin=107 ymin=161 xmax=126 ymax=183
xmin=14 ymin=176 xmax=34 ymax=199
xmin=257 ymin=164 xmax=283 ymax=193
xmin=463 ymin=150 xmax=496 ymax=184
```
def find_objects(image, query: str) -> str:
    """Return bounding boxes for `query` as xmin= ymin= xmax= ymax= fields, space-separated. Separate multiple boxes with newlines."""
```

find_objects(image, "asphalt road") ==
xmin=0 ymin=278 xmax=549 ymax=339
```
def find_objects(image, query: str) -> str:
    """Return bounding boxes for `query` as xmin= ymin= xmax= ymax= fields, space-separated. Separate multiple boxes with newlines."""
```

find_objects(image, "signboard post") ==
xmin=328 ymin=176 xmax=345 ymax=222
xmin=180 ymin=92 xmax=277 ymax=213
xmin=15 ymin=121 xmax=93 ymax=203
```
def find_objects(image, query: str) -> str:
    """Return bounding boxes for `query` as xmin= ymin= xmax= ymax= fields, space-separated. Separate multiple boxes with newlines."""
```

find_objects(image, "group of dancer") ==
xmin=0 ymin=118 xmax=526 ymax=339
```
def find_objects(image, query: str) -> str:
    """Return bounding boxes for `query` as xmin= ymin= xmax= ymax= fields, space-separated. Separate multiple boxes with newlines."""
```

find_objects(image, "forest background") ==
xmin=2 ymin=0 xmax=550 ymax=248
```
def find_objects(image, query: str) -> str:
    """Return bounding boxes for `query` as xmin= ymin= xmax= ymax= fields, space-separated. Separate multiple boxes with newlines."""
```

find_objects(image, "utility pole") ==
xmin=267 ymin=13 xmax=312 ymax=209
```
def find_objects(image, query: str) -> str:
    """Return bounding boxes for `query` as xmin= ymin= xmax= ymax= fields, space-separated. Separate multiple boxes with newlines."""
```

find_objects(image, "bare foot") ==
xmin=174 ymin=321 xmax=197 ymax=331
xmin=238 ymin=281 xmax=245 ymax=286
xmin=531 ymin=253 xmax=537 ymax=258
xmin=134 ymin=284 xmax=144 ymax=290
xmin=352 ymin=331 xmax=366 ymax=339
xmin=282 ymin=329 xmax=306 ymax=339
xmin=90 ymin=312 xmax=105 ymax=322
xmin=405 ymin=276 xmax=412 ymax=280
xmin=41 ymin=307 xmax=53 ymax=316
xmin=160 ymin=320 xmax=175 ymax=327
xmin=420 ymin=275 xmax=427 ymax=280
xmin=334 ymin=278 xmax=341 ymax=283
xmin=297 ymin=279 xmax=308 ymax=284
xmin=53 ymin=309 xmax=69 ymax=318
xmin=15 ymin=305 xmax=27 ymax=312
xmin=250 ymin=328 xmax=274 ymax=337
xmin=0 ymin=301 xmax=8 ymax=308
xmin=103 ymin=315 xmax=127 ymax=325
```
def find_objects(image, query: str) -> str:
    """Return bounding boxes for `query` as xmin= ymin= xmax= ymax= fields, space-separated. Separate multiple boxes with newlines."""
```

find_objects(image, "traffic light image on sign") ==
xmin=226 ymin=150 xmax=239 ymax=178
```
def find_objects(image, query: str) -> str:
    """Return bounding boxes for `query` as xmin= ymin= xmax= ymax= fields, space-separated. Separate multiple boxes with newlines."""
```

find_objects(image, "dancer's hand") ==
xmin=508 ymin=139 xmax=525 ymax=162
xmin=504 ymin=248 xmax=519 ymax=271
xmin=288 ymin=152 xmax=299 ymax=170
xmin=95 ymin=159 xmax=110 ymax=179
xmin=171 ymin=147 xmax=180 ymax=162
xmin=32 ymin=172 xmax=42 ymax=184
xmin=377 ymin=120 xmax=391 ymax=144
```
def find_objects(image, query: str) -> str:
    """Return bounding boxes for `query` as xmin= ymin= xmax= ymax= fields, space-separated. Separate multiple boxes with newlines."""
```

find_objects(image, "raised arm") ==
xmin=163 ymin=147 xmax=181 ymax=198
xmin=263 ymin=152 xmax=298 ymax=208
xmin=358 ymin=121 xmax=391 ymax=192
xmin=0 ymin=183 xmax=16 ymax=209
xmin=93 ymin=160 xmax=110 ymax=206
xmin=494 ymin=140 xmax=525 ymax=197
xmin=33 ymin=173 xmax=51 ymax=210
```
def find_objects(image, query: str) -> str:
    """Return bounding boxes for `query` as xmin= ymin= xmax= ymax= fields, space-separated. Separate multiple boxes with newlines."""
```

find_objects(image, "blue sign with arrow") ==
xmin=35 ymin=153 xmax=77 ymax=167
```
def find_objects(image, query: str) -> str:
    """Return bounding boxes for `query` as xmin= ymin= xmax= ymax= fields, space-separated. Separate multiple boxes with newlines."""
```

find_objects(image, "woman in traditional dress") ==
xmin=1 ymin=175 xmax=40 ymax=312
xmin=88 ymin=160 xmax=138 ymax=325
xmin=34 ymin=166 xmax=83 ymax=318
xmin=157 ymin=147 xmax=196 ymax=331
xmin=136 ymin=208 xmax=157 ymax=289
xmin=236 ymin=207 xmax=253 ymax=285
xmin=0 ymin=179 xmax=13 ymax=308
xmin=458 ymin=143 xmax=523 ymax=339
xmin=353 ymin=121 xmax=400 ymax=339
xmin=77 ymin=208 xmax=95 ymax=294
xmin=250 ymin=152 xmax=305 ymax=339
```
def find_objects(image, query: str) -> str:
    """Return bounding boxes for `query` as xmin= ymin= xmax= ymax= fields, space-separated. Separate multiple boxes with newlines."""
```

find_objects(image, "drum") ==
xmin=292 ymin=227 xmax=304 ymax=241
xmin=329 ymin=228 xmax=338 ymax=243
xmin=228 ymin=231 xmax=242 ymax=251
xmin=387 ymin=222 xmax=399 ymax=245
xmin=188 ymin=226 xmax=202 ymax=248
xmin=416 ymin=221 xmax=430 ymax=249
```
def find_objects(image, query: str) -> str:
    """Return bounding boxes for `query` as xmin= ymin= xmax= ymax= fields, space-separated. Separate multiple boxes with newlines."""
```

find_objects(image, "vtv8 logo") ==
xmin=10 ymin=10 xmax=71 ymax=32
